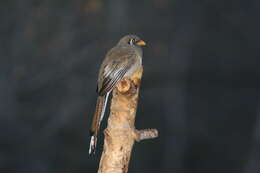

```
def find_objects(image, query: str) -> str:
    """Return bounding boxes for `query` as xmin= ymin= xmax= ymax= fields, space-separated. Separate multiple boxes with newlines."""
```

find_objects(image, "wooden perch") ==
xmin=97 ymin=67 xmax=158 ymax=173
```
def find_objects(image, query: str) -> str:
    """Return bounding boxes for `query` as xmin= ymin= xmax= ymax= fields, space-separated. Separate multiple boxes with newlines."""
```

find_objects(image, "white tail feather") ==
xmin=89 ymin=136 xmax=96 ymax=154
xmin=89 ymin=92 xmax=110 ymax=155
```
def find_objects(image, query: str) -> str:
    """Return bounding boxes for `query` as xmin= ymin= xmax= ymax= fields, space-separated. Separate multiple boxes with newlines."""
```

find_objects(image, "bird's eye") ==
xmin=128 ymin=38 xmax=135 ymax=45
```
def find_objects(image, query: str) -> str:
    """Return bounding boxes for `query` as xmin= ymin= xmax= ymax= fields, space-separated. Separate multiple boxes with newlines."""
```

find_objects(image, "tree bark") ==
xmin=97 ymin=67 xmax=158 ymax=173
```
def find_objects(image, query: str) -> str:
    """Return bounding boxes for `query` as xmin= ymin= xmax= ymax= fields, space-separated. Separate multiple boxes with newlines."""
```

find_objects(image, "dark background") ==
xmin=2 ymin=0 xmax=260 ymax=172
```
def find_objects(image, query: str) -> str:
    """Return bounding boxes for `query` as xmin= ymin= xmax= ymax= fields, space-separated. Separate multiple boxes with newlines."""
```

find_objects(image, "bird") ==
xmin=89 ymin=34 xmax=146 ymax=154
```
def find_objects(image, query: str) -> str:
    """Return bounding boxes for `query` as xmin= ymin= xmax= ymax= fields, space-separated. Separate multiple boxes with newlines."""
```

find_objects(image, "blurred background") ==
xmin=2 ymin=0 xmax=260 ymax=172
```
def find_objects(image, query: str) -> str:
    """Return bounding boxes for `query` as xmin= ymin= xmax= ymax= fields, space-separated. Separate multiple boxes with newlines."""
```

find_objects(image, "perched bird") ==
xmin=89 ymin=34 xmax=146 ymax=154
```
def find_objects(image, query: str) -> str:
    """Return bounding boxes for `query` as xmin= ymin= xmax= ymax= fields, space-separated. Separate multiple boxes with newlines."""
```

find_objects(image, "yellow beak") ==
xmin=136 ymin=40 xmax=146 ymax=46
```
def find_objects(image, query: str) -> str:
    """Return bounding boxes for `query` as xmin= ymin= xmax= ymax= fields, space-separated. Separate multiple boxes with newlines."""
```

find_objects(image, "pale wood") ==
xmin=97 ymin=67 xmax=158 ymax=173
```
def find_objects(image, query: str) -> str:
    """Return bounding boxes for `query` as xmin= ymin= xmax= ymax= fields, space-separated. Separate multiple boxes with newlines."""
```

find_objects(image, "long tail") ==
xmin=89 ymin=92 xmax=110 ymax=154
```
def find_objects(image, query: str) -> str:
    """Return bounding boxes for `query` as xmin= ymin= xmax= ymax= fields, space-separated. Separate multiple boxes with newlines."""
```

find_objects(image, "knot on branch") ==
xmin=116 ymin=77 xmax=139 ymax=96
xmin=116 ymin=78 xmax=132 ymax=93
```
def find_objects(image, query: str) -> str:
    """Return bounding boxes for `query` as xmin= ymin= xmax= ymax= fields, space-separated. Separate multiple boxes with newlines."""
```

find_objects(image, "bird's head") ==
xmin=117 ymin=34 xmax=146 ymax=47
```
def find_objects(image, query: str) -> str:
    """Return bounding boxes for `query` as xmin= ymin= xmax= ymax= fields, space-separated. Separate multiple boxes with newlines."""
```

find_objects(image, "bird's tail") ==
xmin=89 ymin=92 xmax=109 ymax=154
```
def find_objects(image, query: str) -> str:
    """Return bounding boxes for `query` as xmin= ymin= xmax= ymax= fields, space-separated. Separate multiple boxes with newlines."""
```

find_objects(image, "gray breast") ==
xmin=124 ymin=55 xmax=142 ymax=77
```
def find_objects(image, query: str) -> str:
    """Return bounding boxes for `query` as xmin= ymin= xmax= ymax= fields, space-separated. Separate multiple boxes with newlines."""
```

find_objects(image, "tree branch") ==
xmin=97 ymin=67 xmax=158 ymax=173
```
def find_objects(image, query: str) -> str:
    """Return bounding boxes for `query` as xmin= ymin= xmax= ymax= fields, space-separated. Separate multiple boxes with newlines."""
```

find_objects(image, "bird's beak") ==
xmin=136 ymin=40 xmax=146 ymax=46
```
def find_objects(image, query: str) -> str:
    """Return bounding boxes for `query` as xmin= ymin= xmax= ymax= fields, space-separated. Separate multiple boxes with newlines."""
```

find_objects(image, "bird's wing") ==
xmin=97 ymin=48 xmax=136 ymax=96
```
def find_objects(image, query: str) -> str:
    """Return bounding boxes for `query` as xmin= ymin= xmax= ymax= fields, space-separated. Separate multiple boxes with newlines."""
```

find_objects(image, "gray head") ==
xmin=117 ymin=34 xmax=146 ymax=47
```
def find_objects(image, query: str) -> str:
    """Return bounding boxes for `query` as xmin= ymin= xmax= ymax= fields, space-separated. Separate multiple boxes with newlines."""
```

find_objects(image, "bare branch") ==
xmin=97 ymin=67 xmax=158 ymax=173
